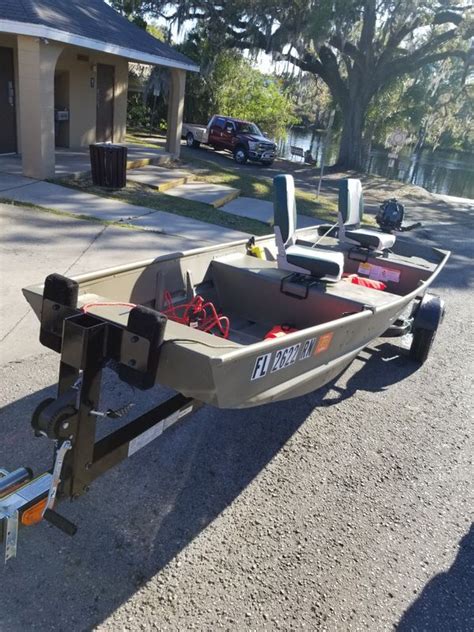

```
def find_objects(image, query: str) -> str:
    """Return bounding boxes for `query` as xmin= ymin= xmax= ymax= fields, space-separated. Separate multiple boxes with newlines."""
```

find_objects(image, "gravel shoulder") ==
xmin=0 ymin=196 xmax=472 ymax=631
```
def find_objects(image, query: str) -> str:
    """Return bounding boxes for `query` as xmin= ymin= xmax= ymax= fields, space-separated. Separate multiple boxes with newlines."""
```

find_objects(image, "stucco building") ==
xmin=0 ymin=0 xmax=198 ymax=179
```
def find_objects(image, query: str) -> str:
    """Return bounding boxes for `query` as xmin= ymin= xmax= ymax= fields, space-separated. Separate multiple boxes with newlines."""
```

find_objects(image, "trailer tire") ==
xmin=409 ymin=292 xmax=444 ymax=364
xmin=410 ymin=327 xmax=436 ymax=364
xmin=234 ymin=146 xmax=248 ymax=164
xmin=186 ymin=132 xmax=200 ymax=149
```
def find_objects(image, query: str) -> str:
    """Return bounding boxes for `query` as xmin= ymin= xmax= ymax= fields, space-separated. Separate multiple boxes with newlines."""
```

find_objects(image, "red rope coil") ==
xmin=162 ymin=291 xmax=229 ymax=338
xmin=80 ymin=294 xmax=230 ymax=339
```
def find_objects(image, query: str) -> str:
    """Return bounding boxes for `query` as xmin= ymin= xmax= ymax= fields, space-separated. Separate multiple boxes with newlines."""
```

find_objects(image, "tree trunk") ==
xmin=336 ymin=99 xmax=367 ymax=170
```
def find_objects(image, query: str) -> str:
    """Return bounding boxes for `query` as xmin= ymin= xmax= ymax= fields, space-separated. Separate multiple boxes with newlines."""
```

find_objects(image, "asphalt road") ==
xmin=0 ymin=196 xmax=473 ymax=631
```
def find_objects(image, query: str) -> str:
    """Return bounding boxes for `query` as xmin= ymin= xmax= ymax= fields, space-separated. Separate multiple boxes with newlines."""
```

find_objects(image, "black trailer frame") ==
xmin=1 ymin=286 xmax=201 ymax=563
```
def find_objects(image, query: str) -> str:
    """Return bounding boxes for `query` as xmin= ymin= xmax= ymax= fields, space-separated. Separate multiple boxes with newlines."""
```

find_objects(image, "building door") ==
xmin=0 ymin=46 xmax=17 ymax=153
xmin=96 ymin=64 xmax=115 ymax=142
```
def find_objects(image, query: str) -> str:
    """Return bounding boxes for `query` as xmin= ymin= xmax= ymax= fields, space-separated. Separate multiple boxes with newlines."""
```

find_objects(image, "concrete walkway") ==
xmin=163 ymin=182 xmax=240 ymax=208
xmin=126 ymin=165 xmax=315 ymax=223
xmin=0 ymin=176 xmax=249 ymax=244
xmin=127 ymin=165 xmax=240 ymax=208
xmin=0 ymin=145 xmax=173 ymax=178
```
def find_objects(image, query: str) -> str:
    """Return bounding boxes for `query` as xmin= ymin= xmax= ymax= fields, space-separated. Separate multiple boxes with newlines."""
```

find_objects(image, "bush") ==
xmin=127 ymin=93 xmax=151 ymax=129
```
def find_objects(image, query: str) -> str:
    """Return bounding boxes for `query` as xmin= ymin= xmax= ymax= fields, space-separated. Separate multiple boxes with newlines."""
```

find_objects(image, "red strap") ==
xmin=343 ymin=274 xmax=386 ymax=291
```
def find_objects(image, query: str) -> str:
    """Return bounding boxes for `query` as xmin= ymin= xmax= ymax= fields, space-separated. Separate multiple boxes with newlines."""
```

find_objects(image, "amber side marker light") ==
xmin=21 ymin=499 xmax=49 ymax=526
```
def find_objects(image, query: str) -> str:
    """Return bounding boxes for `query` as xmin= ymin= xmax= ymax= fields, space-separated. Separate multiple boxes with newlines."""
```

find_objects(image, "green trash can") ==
xmin=89 ymin=143 xmax=127 ymax=188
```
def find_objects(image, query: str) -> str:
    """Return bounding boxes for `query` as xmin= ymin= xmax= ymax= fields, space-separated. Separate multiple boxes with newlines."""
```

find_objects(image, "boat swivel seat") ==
xmin=338 ymin=179 xmax=396 ymax=251
xmin=273 ymin=174 xmax=344 ymax=283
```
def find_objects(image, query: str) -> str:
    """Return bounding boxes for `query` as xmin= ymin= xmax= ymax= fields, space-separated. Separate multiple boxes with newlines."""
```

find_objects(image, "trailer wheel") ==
xmin=409 ymin=293 xmax=444 ymax=364
xmin=410 ymin=327 xmax=437 ymax=364
xmin=234 ymin=146 xmax=248 ymax=164
xmin=186 ymin=132 xmax=200 ymax=149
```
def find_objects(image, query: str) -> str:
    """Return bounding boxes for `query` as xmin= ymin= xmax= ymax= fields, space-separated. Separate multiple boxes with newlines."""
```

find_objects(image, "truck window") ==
xmin=213 ymin=117 xmax=226 ymax=129
xmin=236 ymin=122 xmax=262 ymax=135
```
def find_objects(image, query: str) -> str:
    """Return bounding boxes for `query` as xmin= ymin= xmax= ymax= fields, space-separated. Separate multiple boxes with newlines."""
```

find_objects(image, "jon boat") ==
xmin=1 ymin=176 xmax=449 ymax=560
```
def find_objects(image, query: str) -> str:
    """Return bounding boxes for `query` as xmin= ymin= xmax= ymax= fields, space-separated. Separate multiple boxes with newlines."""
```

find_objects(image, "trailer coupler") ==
xmin=0 ymin=441 xmax=79 ymax=563
xmin=1 ymin=388 xmax=199 ymax=563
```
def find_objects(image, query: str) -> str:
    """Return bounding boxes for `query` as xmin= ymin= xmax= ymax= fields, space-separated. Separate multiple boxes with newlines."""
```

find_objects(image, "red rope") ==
xmin=162 ymin=291 xmax=229 ymax=338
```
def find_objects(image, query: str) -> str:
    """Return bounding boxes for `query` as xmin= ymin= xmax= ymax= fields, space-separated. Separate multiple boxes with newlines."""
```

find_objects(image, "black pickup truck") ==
xmin=182 ymin=115 xmax=277 ymax=166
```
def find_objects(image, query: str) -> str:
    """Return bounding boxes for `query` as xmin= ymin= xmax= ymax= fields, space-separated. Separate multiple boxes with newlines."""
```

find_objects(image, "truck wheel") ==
xmin=261 ymin=160 xmax=274 ymax=167
xmin=409 ymin=327 xmax=436 ymax=364
xmin=186 ymin=133 xmax=200 ymax=149
xmin=234 ymin=146 xmax=248 ymax=164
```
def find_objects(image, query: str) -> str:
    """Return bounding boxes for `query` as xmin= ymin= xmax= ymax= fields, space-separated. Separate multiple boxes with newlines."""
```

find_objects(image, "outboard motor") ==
xmin=376 ymin=198 xmax=421 ymax=233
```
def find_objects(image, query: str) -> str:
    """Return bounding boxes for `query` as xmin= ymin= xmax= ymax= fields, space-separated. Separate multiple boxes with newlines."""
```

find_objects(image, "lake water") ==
xmin=278 ymin=128 xmax=474 ymax=199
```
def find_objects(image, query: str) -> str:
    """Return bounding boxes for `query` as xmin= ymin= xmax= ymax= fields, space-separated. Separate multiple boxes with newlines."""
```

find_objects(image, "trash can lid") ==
xmin=90 ymin=143 xmax=125 ymax=149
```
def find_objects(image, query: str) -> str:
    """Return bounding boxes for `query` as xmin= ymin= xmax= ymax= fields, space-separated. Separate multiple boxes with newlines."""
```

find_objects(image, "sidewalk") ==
xmin=0 ymin=202 xmax=214 ymax=364
xmin=0 ymin=174 xmax=250 ymax=244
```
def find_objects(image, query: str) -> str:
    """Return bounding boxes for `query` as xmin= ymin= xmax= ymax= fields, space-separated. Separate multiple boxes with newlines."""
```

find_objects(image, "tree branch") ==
xmin=359 ymin=0 xmax=377 ymax=64
xmin=378 ymin=17 xmax=423 ymax=67
xmin=381 ymin=49 xmax=467 ymax=85
xmin=329 ymin=34 xmax=364 ymax=67
xmin=381 ymin=27 xmax=462 ymax=78
xmin=317 ymin=45 xmax=350 ymax=106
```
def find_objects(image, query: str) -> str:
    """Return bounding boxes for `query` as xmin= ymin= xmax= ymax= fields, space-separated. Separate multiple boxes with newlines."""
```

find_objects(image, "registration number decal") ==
xmin=271 ymin=343 xmax=301 ymax=373
xmin=251 ymin=353 xmax=272 ymax=380
xmin=300 ymin=338 xmax=316 ymax=360
xmin=251 ymin=335 xmax=330 ymax=381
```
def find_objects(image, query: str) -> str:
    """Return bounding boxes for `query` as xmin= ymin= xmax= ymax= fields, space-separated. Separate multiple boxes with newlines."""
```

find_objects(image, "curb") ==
xmin=211 ymin=188 xmax=241 ymax=208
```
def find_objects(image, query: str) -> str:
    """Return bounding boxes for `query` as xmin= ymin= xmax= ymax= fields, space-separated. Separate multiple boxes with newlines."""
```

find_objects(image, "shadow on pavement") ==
xmin=311 ymin=342 xmax=419 ymax=407
xmin=397 ymin=524 xmax=474 ymax=632
xmin=0 ymin=337 xmax=420 ymax=630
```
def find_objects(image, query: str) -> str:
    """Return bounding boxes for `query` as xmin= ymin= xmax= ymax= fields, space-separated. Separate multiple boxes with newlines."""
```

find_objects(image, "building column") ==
xmin=17 ymin=36 xmax=63 ymax=179
xmin=114 ymin=58 xmax=129 ymax=144
xmin=166 ymin=68 xmax=186 ymax=158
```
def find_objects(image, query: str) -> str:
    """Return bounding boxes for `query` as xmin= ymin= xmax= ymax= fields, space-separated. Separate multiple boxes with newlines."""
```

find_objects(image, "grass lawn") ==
xmin=181 ymin=157 xmax=338 ymax=222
